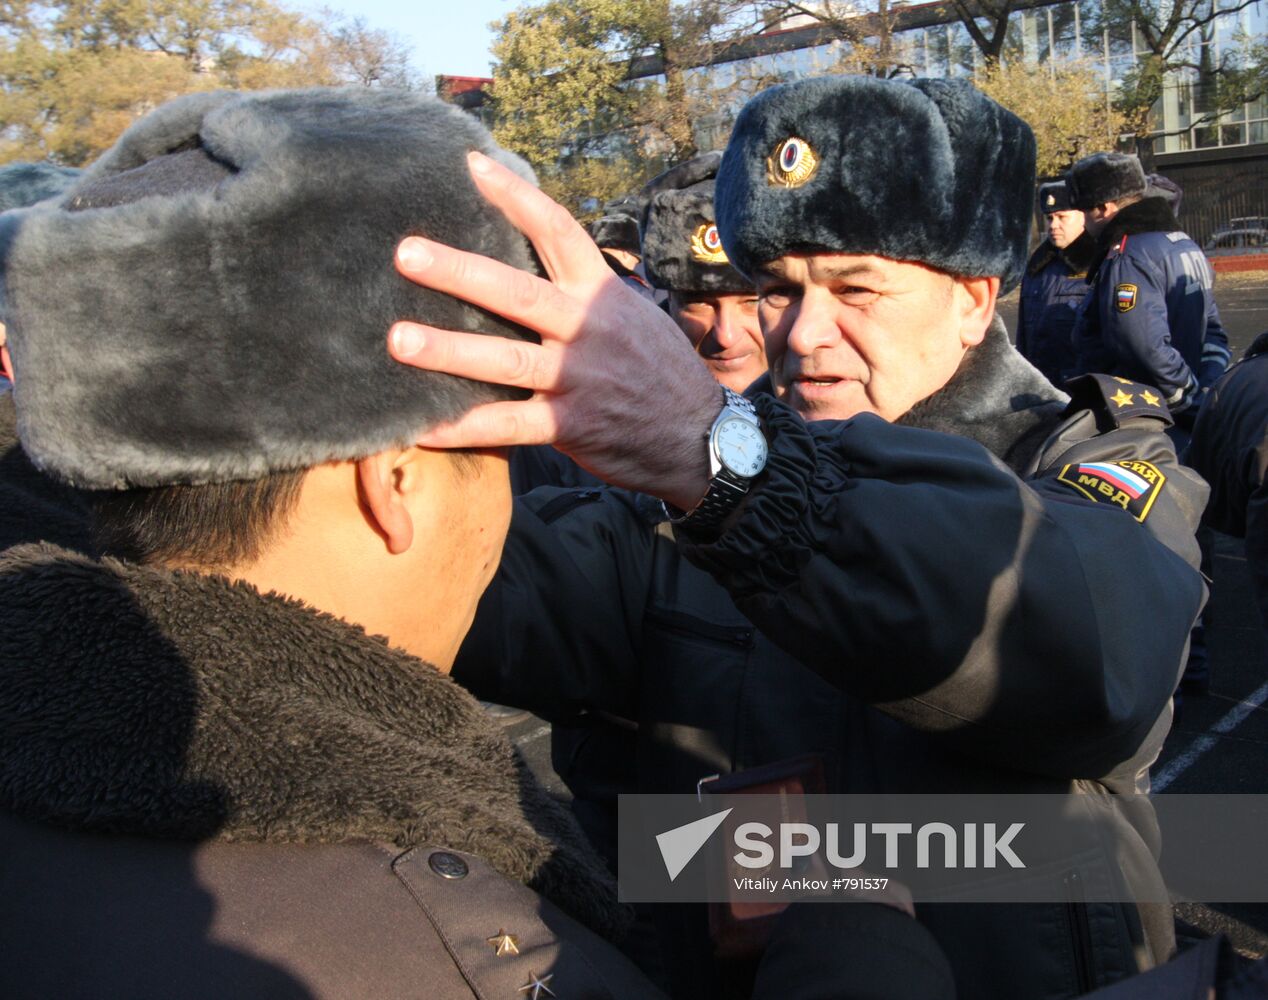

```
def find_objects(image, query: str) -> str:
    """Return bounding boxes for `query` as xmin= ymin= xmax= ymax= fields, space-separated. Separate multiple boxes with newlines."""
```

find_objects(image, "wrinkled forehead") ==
xmin=755 ymin=252 xmax=951 ymax=288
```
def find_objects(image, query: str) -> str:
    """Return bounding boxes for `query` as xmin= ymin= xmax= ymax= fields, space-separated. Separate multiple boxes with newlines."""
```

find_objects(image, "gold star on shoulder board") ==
xmin=487 ymin=930 xmax=519 ymax=957
xmin=518 ymin=971 xmax=556 ymax=999
xmin=1141 ymin=389 xmax=1161 ymax=407
xmin=1111 ymin=388 xmax=1134 ymax=408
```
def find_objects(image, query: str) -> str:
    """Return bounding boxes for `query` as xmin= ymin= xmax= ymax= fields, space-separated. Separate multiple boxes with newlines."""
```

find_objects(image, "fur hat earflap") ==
xmin=1066 ymin=152 xmax=1147 ymax=210
xmin=640 ymin=152 xmax=753 ymax=295
xmin=715 ymin=76 xmax=1036 ymax=293
xmin=0 ymin=88 xmax=539 ymax=489
xmin=1038 ymin=180 xmax=1074 ymax=214
xmin=0 ymin=162 xmax=81 ymax=213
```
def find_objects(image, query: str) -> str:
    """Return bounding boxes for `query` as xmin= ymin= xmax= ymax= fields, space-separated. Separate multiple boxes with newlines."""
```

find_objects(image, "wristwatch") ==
xmin=664 ymin=386 xmax=769 ymax=532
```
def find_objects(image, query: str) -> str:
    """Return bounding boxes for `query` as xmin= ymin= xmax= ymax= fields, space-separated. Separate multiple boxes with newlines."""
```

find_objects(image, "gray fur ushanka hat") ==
xmin=0 ymin=88 xmax=537 ymax=489
xmin=641 ymin=152 xmax=752 ymax=295
xmin=715 ymin=76 xmax=1037 ymax=293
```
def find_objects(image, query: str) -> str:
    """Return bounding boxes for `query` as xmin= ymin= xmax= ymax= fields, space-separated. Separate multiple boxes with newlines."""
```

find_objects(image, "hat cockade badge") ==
xmin=767 ymin=137 xmax=819 ymax=188
xmin=690 ymin=222 xmax=730 ymax=264
xmin=1045 ymin=193 xmax=1056 ymax=206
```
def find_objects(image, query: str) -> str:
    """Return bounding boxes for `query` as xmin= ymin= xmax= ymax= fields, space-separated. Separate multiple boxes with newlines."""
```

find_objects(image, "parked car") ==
xmin=1205 ymin=218 xmax=1268 ymax=256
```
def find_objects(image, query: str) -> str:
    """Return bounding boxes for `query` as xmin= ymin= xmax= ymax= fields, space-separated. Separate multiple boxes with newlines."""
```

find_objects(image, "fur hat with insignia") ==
xmin=0 ymin=88 xmax=539 ymax=490
xmin=0 ymin=162 xmax=81 ymax=213
xmin=715 ymin=76 xmax=1037 ymax=293
xmin=1038 ymin=180 xmax=1074 ymax=215
xmin=1066 ymin=152 xmax=1147 ymax=210
xmin=640 ymin=152 xmax=752 ymax=295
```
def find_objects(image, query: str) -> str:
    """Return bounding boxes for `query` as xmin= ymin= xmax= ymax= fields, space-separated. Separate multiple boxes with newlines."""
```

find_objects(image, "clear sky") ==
xmin=310 ymin=0 xmax=520 ymax=80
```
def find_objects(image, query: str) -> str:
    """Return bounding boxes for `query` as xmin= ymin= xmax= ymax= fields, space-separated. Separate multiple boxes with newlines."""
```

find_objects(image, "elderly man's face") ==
xmin=669 ymin=290 xmax=767 ymax=394
xmin=755 ymin=253 xmax=994 ymax=423
xmin=1046 ymin=209 xmax=1085 ymax=249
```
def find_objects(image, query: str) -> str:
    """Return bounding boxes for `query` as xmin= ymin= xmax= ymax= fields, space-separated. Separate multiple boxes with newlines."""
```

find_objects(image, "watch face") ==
xmin=715 ymin=417 xmax=768 ymax=478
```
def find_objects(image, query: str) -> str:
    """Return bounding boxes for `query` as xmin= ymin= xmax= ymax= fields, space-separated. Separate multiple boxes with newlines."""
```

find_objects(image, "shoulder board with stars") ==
xmin=1061 ymin=373 xmax=1173 ymax=430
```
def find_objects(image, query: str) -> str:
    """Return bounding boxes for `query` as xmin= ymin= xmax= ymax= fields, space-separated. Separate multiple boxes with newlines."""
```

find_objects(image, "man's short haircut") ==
xmin=90 ymin=470 xmax=306 ymax=568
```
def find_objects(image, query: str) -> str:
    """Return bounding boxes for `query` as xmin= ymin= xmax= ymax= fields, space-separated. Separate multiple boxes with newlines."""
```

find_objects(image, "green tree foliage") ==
xmin=488 ymin=0 xmax=755 ymax=215
xmin=0 ymin=0 xmax=420 ymax=165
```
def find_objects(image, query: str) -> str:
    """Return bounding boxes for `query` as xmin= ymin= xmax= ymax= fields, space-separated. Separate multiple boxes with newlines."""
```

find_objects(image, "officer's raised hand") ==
xmin=388 ymin=150 xmax=717 ymax=512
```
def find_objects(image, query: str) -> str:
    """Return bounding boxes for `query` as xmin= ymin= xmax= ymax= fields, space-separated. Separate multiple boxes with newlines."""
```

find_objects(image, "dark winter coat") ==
xmin=0 ymin=539 xmax=658 ymax=999
xmin=1017 ymin=231 xmax=1098 ymax=387
xmin=1184 ymin=331 xmax=1268 ymax=635
xmin=1071 ymin=197 xmax=1230 ymax=413
xmin=456 ymin=319 xmax=1209 ymax=999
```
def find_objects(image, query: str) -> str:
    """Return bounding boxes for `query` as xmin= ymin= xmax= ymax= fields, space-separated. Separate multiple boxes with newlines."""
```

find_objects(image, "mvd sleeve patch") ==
xmin=1056 ymin=459 xmax=1166 ymax=522
xmin=1115 ymin=283 xmax=1138 ymax=312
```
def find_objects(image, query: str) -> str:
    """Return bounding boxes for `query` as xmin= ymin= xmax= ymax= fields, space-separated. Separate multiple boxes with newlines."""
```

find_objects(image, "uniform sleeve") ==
xmin=1100 ymin=251 xmax=1196 ymax=404
xmin=679 ymin=394 xmax=1206 ymax=780
xmin=452 ymin=487 xmax=655 ymax=721
xmin=1198 ymin=301 xmax=1232 ymax=388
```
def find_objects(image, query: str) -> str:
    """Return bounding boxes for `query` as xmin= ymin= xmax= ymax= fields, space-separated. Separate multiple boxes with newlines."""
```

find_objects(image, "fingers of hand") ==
xmin=414 ymin=399 xmax=560 ymax=449
xmin=389 ymin=324 xmax=562 ymax=393
xmin=395 ymin=237 xmax=583 ymax=343
xmin=467 ymin=151 xmax=607 ymax=286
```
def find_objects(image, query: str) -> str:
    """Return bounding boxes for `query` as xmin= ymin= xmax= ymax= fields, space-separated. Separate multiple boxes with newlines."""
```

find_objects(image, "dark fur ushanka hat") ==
xmin=1066 ymin=152 xmax=1147 ymax=211
xmin=1038 ymin=180 xmax=1073 ymax=214
xmin=715 ymin=76 xmax=1037 ymax=293
xmin=640 ymin=152 xmax=752 ymax=295
xmin=0 ymin=88 xmax=538 ymax=489
xmin=589 ymin=213 xmax=641 ymax=256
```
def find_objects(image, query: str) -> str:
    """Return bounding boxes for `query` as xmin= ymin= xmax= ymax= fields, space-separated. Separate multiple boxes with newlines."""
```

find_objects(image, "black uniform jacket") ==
xmin=1184 ymin=331 xmax=1268 ymax=633
xmin=457 ymin=321 xmax=1209 ymax=999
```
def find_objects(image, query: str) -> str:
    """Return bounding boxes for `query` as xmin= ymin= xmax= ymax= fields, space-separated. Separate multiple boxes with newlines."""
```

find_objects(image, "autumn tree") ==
xmin=976 ymin=58 xmax=1133 ymax=175
xmin=488 ymin=0 xmax=756 ymax=215
xmin=1094 ymin=0 xmax=1266 ymax=151
xmin=0 ymin=0 xmax=420 ymax=165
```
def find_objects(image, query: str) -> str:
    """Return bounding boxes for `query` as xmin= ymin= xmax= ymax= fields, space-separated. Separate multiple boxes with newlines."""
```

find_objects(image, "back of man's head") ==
xmin=0 ymin=89 xmax=537 ymax=566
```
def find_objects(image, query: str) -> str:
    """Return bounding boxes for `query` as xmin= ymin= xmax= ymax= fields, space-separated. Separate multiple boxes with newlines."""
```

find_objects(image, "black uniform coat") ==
xmin=456 ymin=320 xmax=1209 ymax=1000
xmin=1184 ymin=331 xmax=1268 ymax=635
xmin=1017 ymin=231 xmax=1097 ymax=387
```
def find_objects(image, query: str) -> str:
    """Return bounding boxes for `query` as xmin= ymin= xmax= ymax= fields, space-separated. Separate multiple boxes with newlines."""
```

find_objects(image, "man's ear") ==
xmin=356 ymin=450 xmax=415 ymax=555
xmin=954 ymin=275 xmax=999 ymax=349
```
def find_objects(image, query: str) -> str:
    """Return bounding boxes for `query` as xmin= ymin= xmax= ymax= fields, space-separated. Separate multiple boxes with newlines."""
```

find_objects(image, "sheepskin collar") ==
xmin=1026 ymin=230 xmax=1098 ymax=278
xmin=0 ymin=543 xmax=626 ymax=938
xmin=898 ymin=314 xmax=1068 ymax=472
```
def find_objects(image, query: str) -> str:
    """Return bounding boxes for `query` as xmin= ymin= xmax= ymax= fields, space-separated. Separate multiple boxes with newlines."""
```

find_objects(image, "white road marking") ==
xmin=1154 ymin=680 xmax=1268 ymax=792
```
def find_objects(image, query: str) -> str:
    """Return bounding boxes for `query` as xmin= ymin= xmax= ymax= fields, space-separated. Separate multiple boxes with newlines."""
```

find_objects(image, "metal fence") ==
xmin=1155 ymin=146 xmax=1268 ymax=247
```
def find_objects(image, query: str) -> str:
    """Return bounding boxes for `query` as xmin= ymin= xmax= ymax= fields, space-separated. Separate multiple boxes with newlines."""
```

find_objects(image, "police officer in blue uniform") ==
xmin=1016 ymin=180 xmax=1097 ymax=387
xmin=1067 ymin=152 xmax=1230 ymax=431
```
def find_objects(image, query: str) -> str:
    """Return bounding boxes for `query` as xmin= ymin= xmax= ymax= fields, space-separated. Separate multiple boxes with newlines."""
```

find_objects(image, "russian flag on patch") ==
xmin=1116 ymin=288 xmax=1134 ymax=305
xmin=1077 ymin=462 xmax=1149 ymax=499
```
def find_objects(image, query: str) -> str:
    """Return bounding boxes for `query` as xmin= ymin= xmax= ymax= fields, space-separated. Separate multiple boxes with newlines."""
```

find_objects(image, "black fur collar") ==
xmin=1088 ymin=196 xmax=1181 ymax=275
xmin=898 ymin=315 xmax=1069 ymax=472
xmin=0 ymin=543 xmax=626 ymax=938
xmin=1026 ymin=230 xmax=1098 ymax=278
